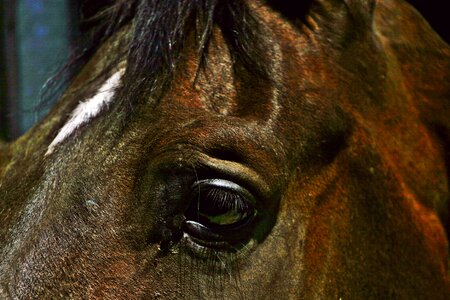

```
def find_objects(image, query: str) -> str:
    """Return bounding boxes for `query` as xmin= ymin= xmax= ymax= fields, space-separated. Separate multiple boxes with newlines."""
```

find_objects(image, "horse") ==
xmin=1 ymin=0 xmax=449 ymax=298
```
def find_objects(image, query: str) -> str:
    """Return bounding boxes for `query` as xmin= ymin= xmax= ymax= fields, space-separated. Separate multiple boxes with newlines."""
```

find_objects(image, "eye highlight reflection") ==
xmin=183 ymin=179 xmax=257 ymax=249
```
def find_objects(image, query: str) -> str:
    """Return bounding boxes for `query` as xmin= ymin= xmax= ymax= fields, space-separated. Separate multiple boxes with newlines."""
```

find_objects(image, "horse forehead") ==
xmin=163 ymin=28 xmax=238 ymax=113
xmin=129 ymin=9 xmax=340 ymax=161
xmin=141 ymin=35 xmax=283 ymax=139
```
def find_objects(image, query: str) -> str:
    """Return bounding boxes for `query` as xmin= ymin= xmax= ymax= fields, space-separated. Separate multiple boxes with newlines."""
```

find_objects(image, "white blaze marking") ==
xmin=46 ymin=68 xmax=125 ymax=155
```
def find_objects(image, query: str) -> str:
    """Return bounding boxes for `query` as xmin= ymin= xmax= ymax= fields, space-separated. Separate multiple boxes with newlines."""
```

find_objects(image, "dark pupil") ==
xmin=187 ymin=187 xmax=253 ymax=228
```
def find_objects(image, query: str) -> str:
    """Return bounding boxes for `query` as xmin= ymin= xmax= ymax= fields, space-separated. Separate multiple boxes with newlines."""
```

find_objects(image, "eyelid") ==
xmin=191 ymin=178 xmax=256 ymax=206
xmin=185 ymin=221 xmax=224 ymax=241
xmin=196 ymin=152 xmax=270 ymax=201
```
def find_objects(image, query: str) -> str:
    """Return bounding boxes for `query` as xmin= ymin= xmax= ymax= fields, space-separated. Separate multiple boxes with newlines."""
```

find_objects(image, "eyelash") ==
xmin=187 ymin=187 xmax=254 ymax=228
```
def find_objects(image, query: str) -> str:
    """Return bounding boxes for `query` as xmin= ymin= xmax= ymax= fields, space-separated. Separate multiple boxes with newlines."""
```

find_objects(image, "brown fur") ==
xmin=0 ymin=0 xmax=449 ymax=298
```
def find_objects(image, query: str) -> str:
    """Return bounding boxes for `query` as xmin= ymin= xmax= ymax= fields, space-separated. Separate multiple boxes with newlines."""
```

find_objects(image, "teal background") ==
xmin=16 ymin=0 xmax=71 ymax=134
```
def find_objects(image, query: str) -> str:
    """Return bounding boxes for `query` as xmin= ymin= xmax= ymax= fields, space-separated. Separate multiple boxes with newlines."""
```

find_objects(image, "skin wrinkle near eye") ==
xmin=196 ymin=152 xmax=271 ymax=198
xmin=45 ymin=67 xmax=126 ymax=155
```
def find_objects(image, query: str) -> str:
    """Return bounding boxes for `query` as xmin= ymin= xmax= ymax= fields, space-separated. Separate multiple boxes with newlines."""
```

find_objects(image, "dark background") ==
xmin=0 ymin=0 xmax=448 ymax=141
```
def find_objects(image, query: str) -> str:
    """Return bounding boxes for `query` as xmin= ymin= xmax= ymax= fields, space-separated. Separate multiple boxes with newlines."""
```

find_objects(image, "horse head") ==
xmin=1 ymin=0 xmax=449 ymax=298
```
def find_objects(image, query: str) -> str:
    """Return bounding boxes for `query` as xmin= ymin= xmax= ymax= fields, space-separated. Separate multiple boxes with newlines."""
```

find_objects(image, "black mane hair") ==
xmin=46 ymin=0 xmax=270 ymax=114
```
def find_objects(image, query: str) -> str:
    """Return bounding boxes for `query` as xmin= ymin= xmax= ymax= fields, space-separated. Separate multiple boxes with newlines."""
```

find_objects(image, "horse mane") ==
xmin=44 ymin=0 xmax=270 ymax=113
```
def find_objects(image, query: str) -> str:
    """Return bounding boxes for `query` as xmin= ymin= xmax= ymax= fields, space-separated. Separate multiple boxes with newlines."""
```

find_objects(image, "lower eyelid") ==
xmin=184 ymin=220 xmax=224 ymax=241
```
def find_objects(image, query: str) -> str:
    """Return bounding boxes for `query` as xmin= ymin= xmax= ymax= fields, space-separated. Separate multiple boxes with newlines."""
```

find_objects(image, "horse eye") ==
xmin=183 ymin=179 xmax=256 ymax=245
